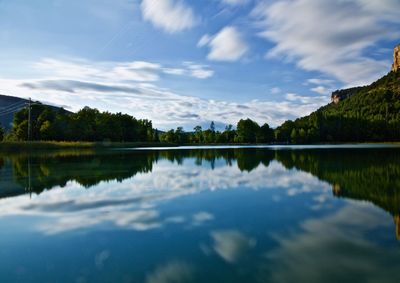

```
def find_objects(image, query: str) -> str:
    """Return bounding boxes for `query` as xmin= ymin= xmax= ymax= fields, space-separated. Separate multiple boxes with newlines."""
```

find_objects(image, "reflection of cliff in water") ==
xmin=275 ymin=148 xmax=400 ymax=239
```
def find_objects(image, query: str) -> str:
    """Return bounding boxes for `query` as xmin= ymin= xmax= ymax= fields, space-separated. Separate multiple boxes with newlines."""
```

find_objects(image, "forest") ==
xmin=1 ymin=69 xmax=400 ymax=144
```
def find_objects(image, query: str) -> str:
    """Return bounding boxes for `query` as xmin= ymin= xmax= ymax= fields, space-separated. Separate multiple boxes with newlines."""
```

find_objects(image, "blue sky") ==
xmin=0 ymin=0 xmax=399 ymax=130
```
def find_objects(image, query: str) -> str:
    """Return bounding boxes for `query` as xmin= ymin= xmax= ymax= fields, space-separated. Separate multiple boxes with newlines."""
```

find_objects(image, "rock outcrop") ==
xmin=392 ymin=44 xmax=400 ymax=72
xmin=330 ymin=87 xmax=362 ymax=104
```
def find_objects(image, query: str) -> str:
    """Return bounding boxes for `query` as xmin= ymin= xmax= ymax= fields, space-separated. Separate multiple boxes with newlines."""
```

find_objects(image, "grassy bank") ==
xmin=0 ymin=141 xmax=176 ymax=152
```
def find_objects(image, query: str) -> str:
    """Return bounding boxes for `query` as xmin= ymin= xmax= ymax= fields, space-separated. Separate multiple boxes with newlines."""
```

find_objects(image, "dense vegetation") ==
xmin=6 ymin=103 xmax=275 ymax=144
xmin=275 ymin=70 xmax=400 ymax=143
xmin=9 ymin=105 xmax=157 ymax=142
xmin=2 ymin=70 xmax=400 ymax=144
xmin=159 ymin=119 xmax=274 ymax=144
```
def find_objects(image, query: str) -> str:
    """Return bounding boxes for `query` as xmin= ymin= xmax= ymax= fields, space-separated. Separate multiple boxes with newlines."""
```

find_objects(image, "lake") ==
xmin=0 ymin=145 xmax=399 ymax=282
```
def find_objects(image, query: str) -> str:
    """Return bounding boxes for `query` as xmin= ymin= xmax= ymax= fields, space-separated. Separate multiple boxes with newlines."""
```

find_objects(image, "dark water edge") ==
xmin=1 ymin=141 xmax=399 ymax=152
xmin=0 ymin=145 xmax=399 ymax=282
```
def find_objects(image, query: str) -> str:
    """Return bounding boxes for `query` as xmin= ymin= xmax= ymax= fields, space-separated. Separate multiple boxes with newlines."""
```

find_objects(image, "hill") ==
xmin=275 ymin=69 xmax=400 ymax=143
xmin=0 ymin=95 xmax=29 ymax=130
xmin=0 ymin=94 xmax=71 ymax=131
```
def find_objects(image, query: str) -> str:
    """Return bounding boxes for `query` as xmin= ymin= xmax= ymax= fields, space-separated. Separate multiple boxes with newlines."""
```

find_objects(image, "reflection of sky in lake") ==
xmin=0 ymin=159 xmax=333 ymax=235
xmin=0 ymin=151 xmax=398 ymax=283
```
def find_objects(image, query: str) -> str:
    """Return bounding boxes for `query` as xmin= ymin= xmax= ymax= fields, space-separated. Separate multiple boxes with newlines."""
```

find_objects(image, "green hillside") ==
xmin=275 ymin=70 xmax=400 ymax=143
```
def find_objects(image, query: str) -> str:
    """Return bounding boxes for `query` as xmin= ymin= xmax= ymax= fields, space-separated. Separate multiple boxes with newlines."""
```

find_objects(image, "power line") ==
xmin=0 ymin=101 xmax=27 ymax=111
xmin=0 ymin=100 xmax=41 ymax=116
xmin=0 ymin=102 xmax=27 ymax=113
xmin=0 ymin=104 xmax=26 ymax=116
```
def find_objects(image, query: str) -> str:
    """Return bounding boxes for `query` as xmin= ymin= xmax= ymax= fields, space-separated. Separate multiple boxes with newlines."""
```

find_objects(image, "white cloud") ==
xmin=310 ymin=86 xmax=330 ymax=95
xmin=141 ymin=0 xmax=196 ymax=33
xmin=197 ymin=34 xmax=211 ymax=47
xmin=307 ymin=78 xmax=335 ymax=95
xmin=0 ymin=58 xmax=328 ymax=130
xmin=162 ymin=63 xmax=214 ymax=79
xmin=199 ymin=26 xmax=249 ymax=62
xmin=254 ymin=0 xmax=400 ymax=86
xmin=162 ymin=68 xmax=186 ymax=76
xmin=185 ymin=63 xmax=215 ymax=79
xmin=285 ymin=93 xmax=327 ymax=105
xmin=307 ymin=78 xmax=334 ymax=86
xmin=33 ymin=58 xmax=213 ymax=82
xmin=112 ymin=61 xmax=162 ymax=81
xmin=211 ymin=230 xmax=256 ymax=263
xmin=221 ymin=0 xmax=249 ymax=6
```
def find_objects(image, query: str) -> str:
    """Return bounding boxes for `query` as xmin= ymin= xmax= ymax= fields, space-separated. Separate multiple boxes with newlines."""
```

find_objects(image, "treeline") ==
xmin=6 ymin=104 xmax=275 ymax=144
xmin=159 ymin=119 xmax=274 ymax=144
xmin=9 ymin=105 xmax=157 ymax=142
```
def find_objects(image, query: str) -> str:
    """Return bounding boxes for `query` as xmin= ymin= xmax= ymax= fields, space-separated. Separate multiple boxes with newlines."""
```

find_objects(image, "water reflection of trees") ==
xmin=1 ymin=147 xmax=400 ymax=238
xmin=1 ymin=148 xmax=275 ymax=197
xmin=9 ymin=151 xmax=157 ymax=194
xmin=275 ymin=148 xmax=400 ymax=239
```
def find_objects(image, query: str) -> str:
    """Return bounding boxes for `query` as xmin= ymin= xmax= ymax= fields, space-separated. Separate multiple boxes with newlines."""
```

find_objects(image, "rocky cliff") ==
xmin=392 ymin=44 xmax=400 ymax=72
xmin=331 ymin=44 xmax=400 ymax=104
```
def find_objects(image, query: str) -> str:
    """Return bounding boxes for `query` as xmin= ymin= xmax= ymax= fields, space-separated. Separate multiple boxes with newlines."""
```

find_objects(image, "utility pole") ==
xmin=27 ymin=97 xmax=31 ymax=142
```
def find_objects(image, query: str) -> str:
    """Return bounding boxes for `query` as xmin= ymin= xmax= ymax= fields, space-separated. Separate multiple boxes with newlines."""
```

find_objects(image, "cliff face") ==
xmin=330 ymin=87 xmax=362 ymax=104
xmin=393 ymin=45 xmax=400 ymax=72
xmin=331 ymin=44 xmax=399 ymax=104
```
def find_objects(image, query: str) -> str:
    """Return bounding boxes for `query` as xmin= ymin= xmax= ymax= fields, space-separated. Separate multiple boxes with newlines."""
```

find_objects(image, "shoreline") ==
xmin=0 ymin=141 xmax=399 ymax=152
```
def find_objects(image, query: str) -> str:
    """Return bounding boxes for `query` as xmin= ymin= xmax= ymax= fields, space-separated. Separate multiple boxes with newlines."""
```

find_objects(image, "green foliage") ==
xmin=236 ymin=119 xmax=260 ymax=143
xmin=12 ymin=105 xmax=156 ymax=142
xmin=275 ymin=70 xmax=400 ymax=143
xmin=160 ymin=119 xmax=275 ymax=144
xmin=256 ymin=123 xmax=274 ymax=143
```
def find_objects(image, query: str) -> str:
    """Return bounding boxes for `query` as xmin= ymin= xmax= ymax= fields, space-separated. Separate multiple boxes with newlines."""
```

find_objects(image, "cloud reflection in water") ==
xmin=0 ymin=158 xmax=330 ymax=235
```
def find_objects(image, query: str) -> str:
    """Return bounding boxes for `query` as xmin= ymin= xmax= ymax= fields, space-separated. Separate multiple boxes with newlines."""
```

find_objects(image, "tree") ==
xmin=235 ymin=119 xmax=260 ymax=143
xmin=256 ymin=123 xmax=274 ymax=143
xmin=193 ymin=125 xmax=203 ymax=143
xmin=275 ymin=120 xmax=294 ymax=143
xmin=290 ymin=128 xmax=298 ymax=143
xmin=210 ymin=121 xmax=215 ymax=132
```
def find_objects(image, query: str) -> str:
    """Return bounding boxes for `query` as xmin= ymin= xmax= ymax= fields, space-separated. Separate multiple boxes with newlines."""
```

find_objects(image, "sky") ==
xmin=0 ymin=0 xmax=399 ymax=130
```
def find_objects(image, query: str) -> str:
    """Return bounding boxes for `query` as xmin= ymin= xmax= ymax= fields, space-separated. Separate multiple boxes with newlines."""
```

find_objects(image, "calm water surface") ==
xmin=0 ymin=146 xmax=399 ymax=282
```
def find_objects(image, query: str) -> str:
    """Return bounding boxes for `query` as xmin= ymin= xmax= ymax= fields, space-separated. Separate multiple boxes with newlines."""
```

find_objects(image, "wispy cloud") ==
xmin=253 ymin=0 xmax=400 ymax=86
xmin=306 ymin=78 xmax=335 ymax=95
xmin=198 ymin=26 xmax=249 ymax=62
xmin=220 ymin=0 xmax=250 ymax=6
xmin=141 ymin=0 xmax=196 ymax=33
xmin=1 ymin=58 xmax=328 ymax=129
